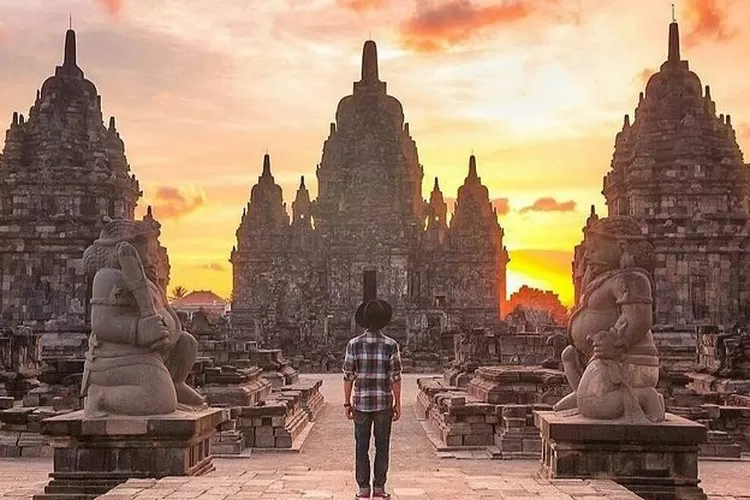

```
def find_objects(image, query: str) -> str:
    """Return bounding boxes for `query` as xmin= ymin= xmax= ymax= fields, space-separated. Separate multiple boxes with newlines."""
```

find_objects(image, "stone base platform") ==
xmin=535 ymin=411 xmax=707 ymax=500
xmin=33 ymin=407 xmax=226 ymax=500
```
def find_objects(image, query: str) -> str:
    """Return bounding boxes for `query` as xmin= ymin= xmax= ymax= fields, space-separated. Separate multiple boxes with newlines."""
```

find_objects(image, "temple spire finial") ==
xmin=668 ymin=8 xmax=680 ymax=63
xmin=361 ymin=40 xmax=379 ymax=82
xmin=433 ymin=177 xmax=440 ymax=190
xmin=299 ymin=176 xmax=306 ymax=189
xmin=69 ymin=14 xmax=72 ymax=30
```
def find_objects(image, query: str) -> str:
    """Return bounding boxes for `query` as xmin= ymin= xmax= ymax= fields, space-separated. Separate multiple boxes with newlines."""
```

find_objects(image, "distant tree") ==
xmin=170 ymin=285 xmax=188 ymax=302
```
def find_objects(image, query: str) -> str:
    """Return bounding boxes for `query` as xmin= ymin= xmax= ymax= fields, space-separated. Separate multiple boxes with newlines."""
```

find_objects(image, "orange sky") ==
xmin=1 ymin=0 xmax=749 ymax=306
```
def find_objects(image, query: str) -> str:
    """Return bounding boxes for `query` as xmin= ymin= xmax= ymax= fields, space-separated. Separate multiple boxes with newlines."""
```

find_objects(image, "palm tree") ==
xmin=170 ymin=285 xmax=188 ymax=302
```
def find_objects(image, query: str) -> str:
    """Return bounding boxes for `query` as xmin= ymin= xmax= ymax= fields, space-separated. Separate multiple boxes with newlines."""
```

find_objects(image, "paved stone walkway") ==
xmin=1 ymin=375 xmax=749 ymax=499
xmin=99 ymin=469 xmax=642 ymax=500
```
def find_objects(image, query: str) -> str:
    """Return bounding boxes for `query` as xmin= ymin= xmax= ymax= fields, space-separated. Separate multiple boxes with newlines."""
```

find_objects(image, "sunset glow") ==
xmin=1 ymin=0 xmax=749 ymax=307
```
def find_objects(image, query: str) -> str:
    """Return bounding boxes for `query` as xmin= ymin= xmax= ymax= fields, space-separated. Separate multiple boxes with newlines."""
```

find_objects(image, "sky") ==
xmin=1 ymin=0 xmax=749 ymax=306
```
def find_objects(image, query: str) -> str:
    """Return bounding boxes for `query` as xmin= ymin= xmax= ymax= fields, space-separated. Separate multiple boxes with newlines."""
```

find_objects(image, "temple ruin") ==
xmin=230 ymin=41 xmax=510 ymax=366
xmin=575 ymin=19 xmax=750 ymax=354
xmin=0 ymin=28 xmax=171 ymax=357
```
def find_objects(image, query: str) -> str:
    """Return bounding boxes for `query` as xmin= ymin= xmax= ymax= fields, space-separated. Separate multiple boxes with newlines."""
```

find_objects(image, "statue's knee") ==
xmin=561 ymin=345 xmax=577 ymax=363
xmin=178 ymin=331 xmax=199 ymax=353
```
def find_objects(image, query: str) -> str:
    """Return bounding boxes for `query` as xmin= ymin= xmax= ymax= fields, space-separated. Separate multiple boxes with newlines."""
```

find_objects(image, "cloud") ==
xmin=149 ymin=186 xmax=206 ymax=219
xmin=92 ymin=0 xmax=124 ymax=16
xmin=398 ymin=0 xmax=537 ymax=52
xmin=519 ymin=197 xmax=577 ymax=214
xmin=336 ymin=0 xmax=392 ymax=12
xmin=493 ymin=198 xmax=510 ymax=216
xmin=197 ymin=263 xmax=226 ymax=272
xmin=683 ymin=0 xmax=735 ymax=48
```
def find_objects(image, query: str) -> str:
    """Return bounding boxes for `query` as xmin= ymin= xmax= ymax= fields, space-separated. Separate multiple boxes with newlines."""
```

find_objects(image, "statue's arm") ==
xmin=612 ymin=270 xmax=654 ymax=348
xmin=90 ymin=268 xmax=139 ymax=346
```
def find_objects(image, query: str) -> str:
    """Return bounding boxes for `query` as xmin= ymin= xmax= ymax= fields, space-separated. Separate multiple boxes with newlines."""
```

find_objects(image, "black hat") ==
xmin=355 ymin=299 xmax=393 ymax=330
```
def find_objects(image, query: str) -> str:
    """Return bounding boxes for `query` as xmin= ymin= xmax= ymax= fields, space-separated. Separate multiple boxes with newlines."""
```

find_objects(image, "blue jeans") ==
xmin=353 ymin=408 xmax=393 ymax=490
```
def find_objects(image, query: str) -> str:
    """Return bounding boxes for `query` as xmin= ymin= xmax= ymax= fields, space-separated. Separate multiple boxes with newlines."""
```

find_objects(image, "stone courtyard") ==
xmin=0 ymin=375 xmax=748 ymax=500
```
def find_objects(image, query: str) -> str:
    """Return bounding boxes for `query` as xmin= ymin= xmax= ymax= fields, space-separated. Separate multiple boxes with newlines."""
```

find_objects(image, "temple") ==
xmin=231 ymin=41 xmax=509 ymax=358
xmin=574 ymin=19 xmax=750 ymax=329
xmin=0 ymin=29 xmax=168 ymax=353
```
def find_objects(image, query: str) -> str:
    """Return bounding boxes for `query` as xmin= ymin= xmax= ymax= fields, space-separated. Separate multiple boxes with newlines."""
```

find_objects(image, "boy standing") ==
xmin=342 ymin=298 xmax=402 ymax=499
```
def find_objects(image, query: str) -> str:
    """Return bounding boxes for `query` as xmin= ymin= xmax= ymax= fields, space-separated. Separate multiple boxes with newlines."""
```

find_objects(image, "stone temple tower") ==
xmin=0 ymin=29 xmax=144 ymax=346
xmin=231 ymin=40 xmax=510 ymax=351
xmin=594 ymin=19 xmax=750 ymax=330
xmin=312 ymin=40 xmax=425 ymax=322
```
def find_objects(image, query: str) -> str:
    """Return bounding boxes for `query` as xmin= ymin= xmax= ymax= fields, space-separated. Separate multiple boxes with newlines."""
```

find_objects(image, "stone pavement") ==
xmin=1 ymin=375 xmax=749 ymax=499
xmin=99 ymin=468 xmax=642 ymax=500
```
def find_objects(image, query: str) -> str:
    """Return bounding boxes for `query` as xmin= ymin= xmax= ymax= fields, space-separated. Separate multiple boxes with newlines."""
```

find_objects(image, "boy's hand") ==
xmin=345 ymin=405 xmax=354 ymax=420
xmin=392 ymin=403 xmax=401 ymax=421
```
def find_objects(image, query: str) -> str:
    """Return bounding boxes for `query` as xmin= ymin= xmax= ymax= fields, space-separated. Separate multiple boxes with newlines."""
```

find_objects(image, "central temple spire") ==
xmin=361 ymin=40 xmax=379 ymax=82
xmin=668 ymin=19 xmax=680 ymax=63
xmin=468 ymin=154 xmax=478 ymax=180
xmin=262 ymin=153 xmax=272 ymax=177
xmin=64 ymin=28 xmax=77 ymax=68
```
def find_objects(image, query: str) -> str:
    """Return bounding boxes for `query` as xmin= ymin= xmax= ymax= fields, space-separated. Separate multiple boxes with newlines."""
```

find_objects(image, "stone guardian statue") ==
xmin=81 ymin=219 xmax=205 ymax=417
xmin=553 ymin=217 xmax=665 ymax=422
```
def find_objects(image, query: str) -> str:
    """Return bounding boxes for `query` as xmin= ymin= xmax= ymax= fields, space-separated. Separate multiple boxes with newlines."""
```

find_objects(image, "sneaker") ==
xmin=372 ymin=490 xmax=391 ymax=499
xmin=355 ymin=489 xmax=370 ymax=499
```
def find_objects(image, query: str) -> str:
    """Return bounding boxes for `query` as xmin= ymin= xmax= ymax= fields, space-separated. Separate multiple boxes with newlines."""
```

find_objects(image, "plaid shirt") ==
xmin=342 ymin=330 xmax=402 ymax=412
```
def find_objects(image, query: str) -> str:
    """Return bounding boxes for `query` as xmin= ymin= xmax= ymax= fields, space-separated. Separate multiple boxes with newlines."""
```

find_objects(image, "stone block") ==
xmin=462 ymin=433 xmax=493 ymax=446
xmin=255 ymin=433 xmax=275 ymax=447
xmin=33 ymin=408 xmax=225 ymax=500
xmin=445 ymin=435 xmax=462 ymax=447
xmin=535 ymin=411 xmax=707 ymax=500
xmin=275 ymin=435 xmax=293 ymax=448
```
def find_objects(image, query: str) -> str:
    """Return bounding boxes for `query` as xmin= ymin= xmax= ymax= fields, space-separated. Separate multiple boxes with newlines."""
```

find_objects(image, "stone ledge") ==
xmin=535 ymin=411 xmax=707 ymax=444
xmin=41 ymin=408 xmax=228 ymax=439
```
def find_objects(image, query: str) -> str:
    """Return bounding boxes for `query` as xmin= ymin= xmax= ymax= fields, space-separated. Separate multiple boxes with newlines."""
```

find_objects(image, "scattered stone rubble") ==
xmin=417 ymin=363 xmax=569 ymax=459
xmin=247 ymin=345 xmax=300 ymax=387
xmin=189 ymin=353 xmax=323 ymax=453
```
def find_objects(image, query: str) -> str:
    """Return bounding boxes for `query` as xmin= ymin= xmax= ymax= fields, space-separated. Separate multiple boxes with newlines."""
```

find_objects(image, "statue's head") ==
xmin=83 ymin=219 xmax=161 ymax=281
xmin=583 ymin=217 xmax=654 ymax=276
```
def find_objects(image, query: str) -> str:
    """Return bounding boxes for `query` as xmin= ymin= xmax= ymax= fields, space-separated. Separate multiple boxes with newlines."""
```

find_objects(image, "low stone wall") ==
xmin=234 ymin=389 xmax=310 ymax=449
xmin=467 ymin=366 xmax=568 ymax=405
xmin=494 ymin=404 xmax=551 ymax=459
xmin=660 ymin=404 xmax=746 ymax=457
xmin=211 ymin=419 xmax=245 ymax=455
xmin=247 ymin=348 xmax=300 ymax=388
xmin=417 ymin=375 xmax=560 ymax=458
xmin=0 ymin=398 xmax=67 ymax=458
xmin=199 ymin=365 xmax=272 ymax=408
xmin=281 ymin=379 xmax=325 ymax=421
